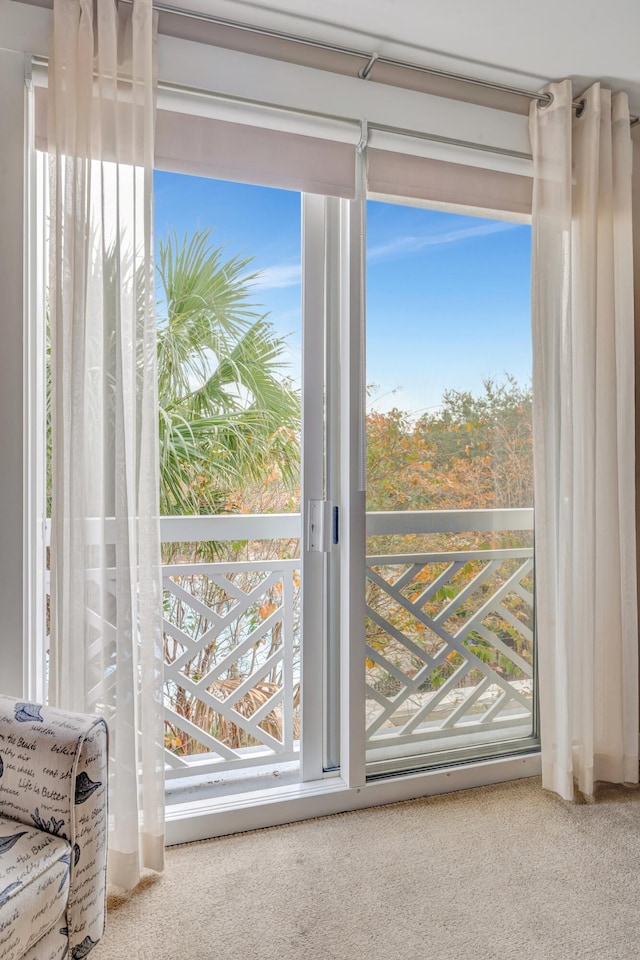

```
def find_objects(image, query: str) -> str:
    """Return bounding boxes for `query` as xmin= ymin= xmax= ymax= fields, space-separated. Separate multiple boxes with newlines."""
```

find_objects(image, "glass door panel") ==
xmin=364 ymin=198 xmax=537 ymax=776
xmin=42 ymin=164 xmax=331 ymax=801
xmin=154 ymin=174 xmax=311 ymax=798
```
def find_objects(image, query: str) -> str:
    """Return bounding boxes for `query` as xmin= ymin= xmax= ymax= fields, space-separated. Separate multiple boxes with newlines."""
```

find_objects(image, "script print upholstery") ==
xmin=0 ymin=696 xmax=108 ymax=960
xmin=0 ymin=817 xmax=69 ymax=960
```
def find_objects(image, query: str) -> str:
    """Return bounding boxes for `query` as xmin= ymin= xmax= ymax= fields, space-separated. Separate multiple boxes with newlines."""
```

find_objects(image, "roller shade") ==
xmin=34 ymin=67 xmax=528 ymax=207
xmin=154 ymin=110 xmax=356 ymax=196
xmin=367 ymin=131 xmax=533 ymax=218
xmin=34 ymin=86 xmax=358 ymax=198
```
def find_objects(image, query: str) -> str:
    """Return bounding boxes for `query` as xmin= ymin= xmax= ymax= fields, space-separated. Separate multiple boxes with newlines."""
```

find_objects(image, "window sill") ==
xmin=165 ymin=750 xmax=541 ymax=845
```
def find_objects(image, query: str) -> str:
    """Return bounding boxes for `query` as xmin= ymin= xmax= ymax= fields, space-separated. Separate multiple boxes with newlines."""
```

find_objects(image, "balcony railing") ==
xmin=45 ymin=508 xmax=534 ymax=780
xmin=365 ymin=508 xmax=534 ymax=764
xmin=160 ymin=507 xmax=533 ymax=777
xmin=160 ymin=514 xmax=301 ymax=780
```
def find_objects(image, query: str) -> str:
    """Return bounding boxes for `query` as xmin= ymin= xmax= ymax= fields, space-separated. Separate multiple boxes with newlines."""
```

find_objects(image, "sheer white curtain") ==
xmin=48 ymin=0 xmax=164 ymax=888
xmin=530 ymin=80 xmax=638 ymax=800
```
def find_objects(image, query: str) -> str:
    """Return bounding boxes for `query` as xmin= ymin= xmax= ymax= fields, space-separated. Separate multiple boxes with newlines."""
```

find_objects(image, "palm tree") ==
xmin=156 ymin=229 xmax=300 ymax=515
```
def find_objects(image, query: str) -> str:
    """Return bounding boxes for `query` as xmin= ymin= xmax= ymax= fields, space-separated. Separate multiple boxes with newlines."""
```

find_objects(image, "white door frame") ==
xmin=300 ymin=193 xmax=329 ymax=782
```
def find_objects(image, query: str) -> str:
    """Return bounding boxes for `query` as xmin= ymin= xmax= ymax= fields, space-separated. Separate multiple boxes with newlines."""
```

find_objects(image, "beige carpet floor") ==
xmin=97 ymin=777 xmax=640 ymax=960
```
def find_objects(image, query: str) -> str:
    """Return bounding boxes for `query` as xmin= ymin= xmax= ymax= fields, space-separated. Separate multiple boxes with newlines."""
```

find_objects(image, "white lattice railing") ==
xmin=45 ymin=508 xmax=534 ymax=778
xmin=365 ymin=508 xmax=534 ymax=754
xmin=161 ymin=508 xmax=534 ymax=776
xmin=43 ymin=514 xmax=302 ymax=781
xmin=160 ymin=514 xmax=301 ymax=780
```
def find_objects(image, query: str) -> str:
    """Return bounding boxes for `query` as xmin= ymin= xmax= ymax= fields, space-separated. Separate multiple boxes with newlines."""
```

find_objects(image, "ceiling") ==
xmin=169 ymin=0 xmax=640 ymax=112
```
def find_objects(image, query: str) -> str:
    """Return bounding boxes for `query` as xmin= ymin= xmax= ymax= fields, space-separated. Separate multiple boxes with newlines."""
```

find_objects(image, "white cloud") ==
xmin=254 ymin=262 xmax=301 ymax=290
xmin=367 ymin=220 xmax=518 ymax=262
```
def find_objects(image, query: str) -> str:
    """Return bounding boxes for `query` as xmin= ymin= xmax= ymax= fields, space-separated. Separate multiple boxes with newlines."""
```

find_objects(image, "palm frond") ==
xmin=156 ymin=230 xmax=301 ymax=515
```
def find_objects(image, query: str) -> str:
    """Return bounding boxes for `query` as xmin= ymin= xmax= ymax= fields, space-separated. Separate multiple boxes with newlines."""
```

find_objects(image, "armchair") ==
xmin=0 ymin=695 xmax=108 ymax=960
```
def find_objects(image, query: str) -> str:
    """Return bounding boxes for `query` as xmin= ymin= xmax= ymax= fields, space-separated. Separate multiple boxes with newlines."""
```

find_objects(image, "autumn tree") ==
xmin=414 ymin=374 xmax=533 ymax=509
xmin=364 ymin=375 xmax=534 ymax=702
xmin=366 ymin=374 xmax=533 ymax=513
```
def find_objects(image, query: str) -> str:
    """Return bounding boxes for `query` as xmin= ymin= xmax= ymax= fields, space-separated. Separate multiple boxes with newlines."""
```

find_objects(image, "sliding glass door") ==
xmin=34 ymin=116 xmax=539 ymax=806
xmin=363 ymin=197 xmax=537 ymax=776
xmin=141 ymin=176 xmax=329 ymax=795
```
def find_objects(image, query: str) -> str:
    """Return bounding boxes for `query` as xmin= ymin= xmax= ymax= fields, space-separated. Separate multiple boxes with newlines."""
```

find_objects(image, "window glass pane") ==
xmin=365 ymin=198 xmax=535 ymax=775
xmin=155 ymin=172 xmax=303 ymax=794
xmin=154 ymin=172 xmax=301 ymax=516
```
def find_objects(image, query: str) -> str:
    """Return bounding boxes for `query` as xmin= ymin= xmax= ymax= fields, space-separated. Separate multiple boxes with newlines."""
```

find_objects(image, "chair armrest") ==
xmin=0 ymin=694 xmax=108 ymax=953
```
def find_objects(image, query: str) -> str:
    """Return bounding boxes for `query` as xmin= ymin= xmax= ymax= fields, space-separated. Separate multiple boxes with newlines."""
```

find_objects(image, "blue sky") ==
xmin=366 ymin=200 xmax=531 ymax=413
xmin=154 ymin=171 xmax=532 ymax=415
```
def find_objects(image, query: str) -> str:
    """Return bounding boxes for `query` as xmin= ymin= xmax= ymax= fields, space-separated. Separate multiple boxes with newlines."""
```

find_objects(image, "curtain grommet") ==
xmin=575 ymin=98 xmax=586 ymax=118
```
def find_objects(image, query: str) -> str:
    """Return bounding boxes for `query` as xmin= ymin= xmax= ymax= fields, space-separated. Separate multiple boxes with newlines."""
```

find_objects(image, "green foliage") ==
xmin=46 ymin=229 xmax=301 ymax=519
xmin=156 ymin=229 xmax=300 ymax=515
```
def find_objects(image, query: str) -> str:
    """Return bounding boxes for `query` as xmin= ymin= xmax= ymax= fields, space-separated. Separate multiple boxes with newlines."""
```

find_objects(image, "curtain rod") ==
xmin=162 ymin=79 xmax=533 ymax=161
xmin=29 ymin=57 xmax=532 ymax=162
xmin=118 ymin=0 xmax=639 ymax=125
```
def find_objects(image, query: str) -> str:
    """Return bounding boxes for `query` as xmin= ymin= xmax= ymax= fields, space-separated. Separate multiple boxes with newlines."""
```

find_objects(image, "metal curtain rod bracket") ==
xmin=357 ymin=119 xmax=369 ymax=152
xmin=359 ymin=53 xmax=379 ymax=80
